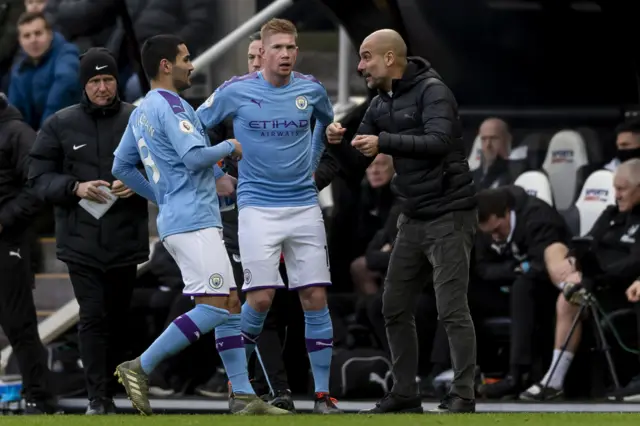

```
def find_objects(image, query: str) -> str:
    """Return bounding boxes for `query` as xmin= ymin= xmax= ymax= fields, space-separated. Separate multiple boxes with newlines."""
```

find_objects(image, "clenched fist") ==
xmin=326 ymin=122 xmax=346 ymax=144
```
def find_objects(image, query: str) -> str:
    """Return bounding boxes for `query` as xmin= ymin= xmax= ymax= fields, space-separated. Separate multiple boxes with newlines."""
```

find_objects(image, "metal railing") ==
xmin=134 ymin=0 xmax=359 ymax=111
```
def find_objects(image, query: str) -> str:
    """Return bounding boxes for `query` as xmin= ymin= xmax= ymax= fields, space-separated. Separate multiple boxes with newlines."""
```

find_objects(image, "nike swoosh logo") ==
xmin=73 ymin=144 xmax=86 ymax=150
xmin=95 ymin=65 xmax=108 ymax=70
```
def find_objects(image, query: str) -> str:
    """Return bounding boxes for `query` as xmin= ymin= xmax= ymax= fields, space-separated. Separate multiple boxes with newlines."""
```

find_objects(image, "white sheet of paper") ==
xmin=78 ymin=186 xmax=117 ymax=220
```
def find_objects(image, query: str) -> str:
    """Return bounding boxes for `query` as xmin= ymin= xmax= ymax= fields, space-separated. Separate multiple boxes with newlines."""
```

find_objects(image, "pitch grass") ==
xmin=1 ymin=414 xmax=640 ymax=426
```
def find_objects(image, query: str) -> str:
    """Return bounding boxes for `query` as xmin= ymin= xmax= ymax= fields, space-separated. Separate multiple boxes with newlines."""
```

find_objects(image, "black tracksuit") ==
xmin=475 ymin=186 xmax=570 ymax=371
xmin=28 ymin=95 xmax=149 ymax=401
xmin=0 ymin=101 xmax=52 ymax=403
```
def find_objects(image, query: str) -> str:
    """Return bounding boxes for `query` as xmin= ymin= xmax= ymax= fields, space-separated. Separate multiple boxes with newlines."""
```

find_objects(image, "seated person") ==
xmin=609 ymin=278 xmax=640 ymax=399
xmin=472 ymin=118 xmax=513 ymax=190
xmin=473 ymin=186 xmax=571 ymax=399
xmin=350 ymin=153 xmax=397 ymax=296
xmin=523 ymin=159 xmax=640 ymax=401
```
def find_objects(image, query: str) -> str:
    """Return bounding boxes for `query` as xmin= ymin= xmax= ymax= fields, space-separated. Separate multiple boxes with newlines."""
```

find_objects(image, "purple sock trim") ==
xmin=306 ymin=338 xmax=333 ymax=353
xmin=216 ymin=335 xmax=245 ymax=352
xmin=174 ymin=314 xmax=202 ymax=343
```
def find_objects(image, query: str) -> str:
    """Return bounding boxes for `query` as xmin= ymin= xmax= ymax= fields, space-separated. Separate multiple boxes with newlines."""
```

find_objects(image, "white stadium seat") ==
xmin=542 ymin=130 xmax=589 ymax=211
xmin=574 ymin=169 xmax=616 ymax=235
xmin=468 ymin=135 xmax=482 ymax=171
xmin=514 ymin=170 xmax=554 ymax=207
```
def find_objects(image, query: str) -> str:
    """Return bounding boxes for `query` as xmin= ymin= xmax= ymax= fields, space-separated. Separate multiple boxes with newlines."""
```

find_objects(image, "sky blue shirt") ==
xmin=114 ymin=89 xmax=224 ymax=240
xmin=196 ymin=71 xmax=334 ymax=209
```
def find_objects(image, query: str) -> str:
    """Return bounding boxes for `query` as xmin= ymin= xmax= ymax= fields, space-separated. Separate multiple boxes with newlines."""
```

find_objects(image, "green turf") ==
xmin=1 ymin=414 xmax=639 ymax=426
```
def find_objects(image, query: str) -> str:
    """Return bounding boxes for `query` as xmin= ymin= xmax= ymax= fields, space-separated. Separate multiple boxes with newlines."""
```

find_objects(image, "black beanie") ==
xmin=79 ymin=47 xmax=118 ymax=88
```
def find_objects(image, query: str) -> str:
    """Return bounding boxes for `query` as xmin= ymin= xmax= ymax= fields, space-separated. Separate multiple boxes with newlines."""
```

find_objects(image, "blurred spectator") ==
xmin=8 ymin=11 xmax=80 ymax=130
xmin=614 ymin=277 xmax=640 ymax=400
xmin=24 ymin=0 xmax=45 ymax=13
xmin=350 ymin=154 xmax=396 ymax=295
xmin=523 ymin=159 xmax=640 ymax=401
xmin=0 ymin=92 xmax=57 ymax=414
xmin=472 ymin=118 xmax=512 ymax=190
xmin=43 ymin=0 xmax=118 ymax=54
xmin=28 ymin=48 xmax=149 ymax=415
xmin=604 ymin=119 xmax=640 ymax=172
xmin=123 ymin=0 xmax=216 ymax=102
xmin=576 ymin=119 xmax=640 ymax=189
xmin=0 ymin=0 xmax=25 ymax=91
xmin=473 ymin=186 xmax=569 ymax=399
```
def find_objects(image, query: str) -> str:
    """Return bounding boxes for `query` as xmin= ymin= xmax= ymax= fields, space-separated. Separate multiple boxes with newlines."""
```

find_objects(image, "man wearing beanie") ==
xmin=0 ymin=92 xmax=58 ymax=414
xmin=28 ymin=47 xmax=150 ymax=415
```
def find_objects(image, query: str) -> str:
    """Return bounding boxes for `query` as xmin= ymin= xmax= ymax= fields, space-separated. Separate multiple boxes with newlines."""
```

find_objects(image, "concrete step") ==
xmin=33 ymin=273 xmax=75 ymax=312
xmin=37 ymin=237 xmax=67 ymax=274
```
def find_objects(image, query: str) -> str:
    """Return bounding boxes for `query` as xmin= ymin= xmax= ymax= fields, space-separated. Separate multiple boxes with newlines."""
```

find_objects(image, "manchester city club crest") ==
xmin=208 ymin=273 xmax=224 ymax=290
xmin=295 ymin=95 xmax=308 ymax=110
xmin=243 ymin=268 xmax=252 ymax=284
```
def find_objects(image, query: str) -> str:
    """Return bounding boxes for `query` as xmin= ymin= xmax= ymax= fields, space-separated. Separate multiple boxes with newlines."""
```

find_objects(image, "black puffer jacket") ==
xmin=0 ymin=0 xmax=23 ymax=74
xmin=28 ymin=94 xmax=149 ymax=270
xmin=0 ymin=99 xmax=42 ymax=242
xmin=330 ymin=57 xmax=476 ymax=220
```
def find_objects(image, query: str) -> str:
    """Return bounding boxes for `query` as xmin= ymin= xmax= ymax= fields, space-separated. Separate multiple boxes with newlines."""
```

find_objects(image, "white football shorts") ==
xmin=238 ymin=204 xmax=331 ymax=291
xmin=163 ymin=227 xmax=236 ymax=296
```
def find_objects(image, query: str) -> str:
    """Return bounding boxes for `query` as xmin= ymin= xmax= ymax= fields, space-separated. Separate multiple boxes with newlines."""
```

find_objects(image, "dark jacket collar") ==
xmin=81 ymin=92 xmax=121 ymax=117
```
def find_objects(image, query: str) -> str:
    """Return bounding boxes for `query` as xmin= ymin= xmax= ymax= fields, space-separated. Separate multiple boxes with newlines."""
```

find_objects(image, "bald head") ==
xmin=358 ymin=29 xmax=408 ymax=92
xmin=363 ymin=29 xmax=407 ymax=59
xmin=479 ymin=118 xmax=511 ymax=167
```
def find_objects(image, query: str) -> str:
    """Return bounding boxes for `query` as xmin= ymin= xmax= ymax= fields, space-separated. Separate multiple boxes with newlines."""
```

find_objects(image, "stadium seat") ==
xmin=514 ymin=170 xmax=554 ymax=206
xmin=542 ymin=130 xmax=589 ymax=211
xmin=468 ymin=135 xmax=482 ymax=171
xmin=573 ymin=169 xmax=615 ymax=235
xmin=506 ymin=132 xmax=551 ymax=182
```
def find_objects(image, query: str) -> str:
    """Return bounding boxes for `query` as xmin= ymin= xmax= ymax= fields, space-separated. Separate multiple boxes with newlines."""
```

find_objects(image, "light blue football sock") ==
xmin=140 ymin=304 xmax=229 ymax=374
xmin=305 ymin=306 xmax=333 ymax=394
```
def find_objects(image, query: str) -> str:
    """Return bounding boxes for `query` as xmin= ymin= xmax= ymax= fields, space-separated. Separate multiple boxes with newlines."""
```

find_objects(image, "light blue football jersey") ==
xmin=115 ymin=88 xmax=222 ymax=239
xmin=196 ymin=71 xmax=334 ymax=209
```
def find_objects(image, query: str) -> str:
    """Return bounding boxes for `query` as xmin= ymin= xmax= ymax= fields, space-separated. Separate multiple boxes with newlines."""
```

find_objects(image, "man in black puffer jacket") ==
xmin=0 ymin=93 xmax=58 ymax=414
xmin=327 ymin=29 xmax=477 ymax=414
xmin=28 ymin=48 xmax=149 ymax=415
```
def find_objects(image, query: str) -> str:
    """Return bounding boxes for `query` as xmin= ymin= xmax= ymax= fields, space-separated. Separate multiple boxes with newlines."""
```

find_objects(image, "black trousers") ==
xmin=383 ymin=210 xmax=477 ymax=399
xmin=0 ymin=238 xmax=52 ymax=401
xmin=229 ymin=253 xmax=305 ymax=394
xmin=66 ymin=262 xmax=136 ymax=400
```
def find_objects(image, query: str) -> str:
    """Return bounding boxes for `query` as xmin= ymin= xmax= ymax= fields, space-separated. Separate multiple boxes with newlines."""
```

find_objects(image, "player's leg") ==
xmin=238 ymin=207 xmax=284 ymax=360
xmin=116 ymin=229 xmax=240 ymax=415
xmin=283 ymin=205 xmax=341 ymax=414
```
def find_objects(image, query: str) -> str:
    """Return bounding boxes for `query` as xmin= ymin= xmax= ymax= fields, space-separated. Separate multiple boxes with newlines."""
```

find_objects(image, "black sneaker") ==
xmin=23 ymin=399 xmax=61 ymax=415
xmin=313 ymin=392 xmax=342 ymax=414
xmin=478 ymin=375 xmax=526 ymax=400
xmin=104 ymin=398 xmax=117 ymax=414
xmin=86 ymin=397 xmax=117 ymax=415
xmin=269 ymin=390 xmax=296 ymax=412
xmin=519 ymin=383 xmax=563 ymax=401
xmin=428 ymin=393 xmax=475 ymax=413
xmin=195 ymin=367 xmax=228 ymax=398
xmin=360 ymin=392 xmax=423 ymax=414
xmin=148 ymin=370 xmax=177 ymax=397
xmin=608 ymin=374 xmax=640 ymax=401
